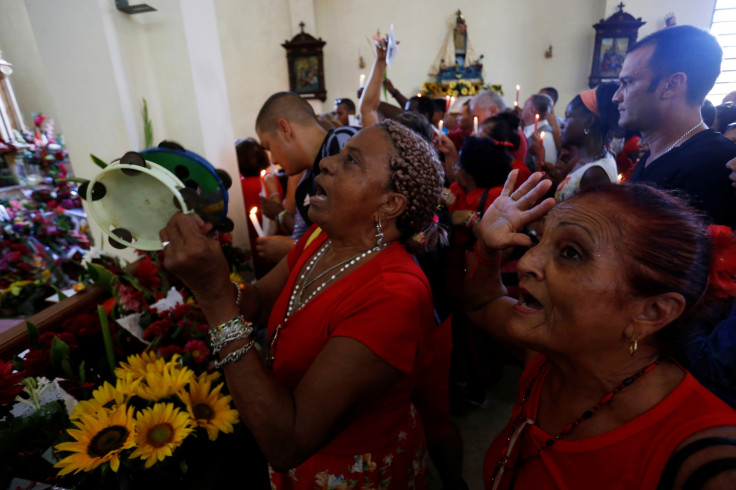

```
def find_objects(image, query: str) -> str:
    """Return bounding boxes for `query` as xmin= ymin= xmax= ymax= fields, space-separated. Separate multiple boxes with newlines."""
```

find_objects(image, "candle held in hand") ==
xmin=249 ymin=207 xmax=265 ymax=237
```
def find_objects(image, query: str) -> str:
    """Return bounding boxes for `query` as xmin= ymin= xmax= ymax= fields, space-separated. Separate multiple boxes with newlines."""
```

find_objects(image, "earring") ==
xmin=629 ymin=338 xmax=638 ymax=356
xmin=583 ymin=127 xmax=590 ymax=135
xmin=375 ymin=217 xmax=384 ymax=247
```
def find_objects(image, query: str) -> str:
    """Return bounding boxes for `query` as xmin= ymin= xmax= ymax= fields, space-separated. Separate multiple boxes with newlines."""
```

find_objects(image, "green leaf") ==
xmin=51 ymin=285 xmax=68 ymax=301
xmin=25 ymin=321 xmax=40 ymax=347
xmin=87 ymin=263 xmax=115 ymax=294
xmin=50 ymin=336 xmax=73 ymax=380
xmin=98 ymin=305 xmax=116 ymax=379
xmin=89 ymin=153 xmax=108 ymax=169
xmin=56 ymin=177 xmax=89 ymax=184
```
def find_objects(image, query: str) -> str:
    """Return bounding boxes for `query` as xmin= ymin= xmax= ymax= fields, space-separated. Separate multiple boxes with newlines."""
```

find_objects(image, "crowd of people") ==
xmin=160 ymin=24 xmax=736 ymax=489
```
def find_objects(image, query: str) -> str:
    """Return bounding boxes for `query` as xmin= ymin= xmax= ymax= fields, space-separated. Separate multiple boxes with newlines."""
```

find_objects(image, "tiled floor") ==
xmin=453 ymin=363 xmax=521 ymax=489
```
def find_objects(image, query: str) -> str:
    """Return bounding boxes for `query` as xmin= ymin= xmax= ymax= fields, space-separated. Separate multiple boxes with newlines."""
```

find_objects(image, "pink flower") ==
xmin=118 ymin=284 xmax=146 ymax=312
xmin=184 ymin=340 xmax=210 ymax=364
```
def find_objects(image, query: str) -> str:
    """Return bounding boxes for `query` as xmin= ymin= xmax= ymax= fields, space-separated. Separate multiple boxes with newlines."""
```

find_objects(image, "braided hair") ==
xmin=378 ymin=119 xmax=447 ymax=254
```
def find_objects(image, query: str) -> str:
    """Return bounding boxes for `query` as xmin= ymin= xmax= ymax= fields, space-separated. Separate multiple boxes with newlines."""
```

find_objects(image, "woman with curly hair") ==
xmin=161 ymin=119 xmax=448 ymax=488
xmin=546 ymin=82 xmax=621 ymax=201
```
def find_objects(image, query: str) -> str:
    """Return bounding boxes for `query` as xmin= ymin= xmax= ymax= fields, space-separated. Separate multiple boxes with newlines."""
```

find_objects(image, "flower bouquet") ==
xmin=0 ymin=192 xmax=90 ymax=318
xmin=52 ymin=352 xmax=240 ymax=488
xmin=0 ymin=235 xmax=259 ymax=488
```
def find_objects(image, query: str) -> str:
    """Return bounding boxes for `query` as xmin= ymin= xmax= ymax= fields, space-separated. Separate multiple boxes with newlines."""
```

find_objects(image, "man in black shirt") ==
xmin=613 ymin=25 xmax=736 ymax=227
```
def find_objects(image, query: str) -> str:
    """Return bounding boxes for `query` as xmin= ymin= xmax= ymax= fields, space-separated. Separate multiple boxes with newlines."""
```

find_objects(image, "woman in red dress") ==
xmin=161 ymin=120 xmax=448 ymax=489
xmin=466 ymin=172 xmax=736 ymax=489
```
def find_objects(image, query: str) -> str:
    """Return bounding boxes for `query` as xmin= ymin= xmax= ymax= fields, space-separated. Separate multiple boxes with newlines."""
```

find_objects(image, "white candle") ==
xmin=359 ymin=74 xmax=366 ymax=88
xmin=473 ymin=116 xmax=478 ymax=134
xmin=438 ymin=120 xmax=444 ymax=133
xmin=249 ymin=207 xmax=264 ymax=237
xmin=259 ymin=169 xmax=267 ymax=196
xmin=515 ymin=84 xmax=520 ymax=106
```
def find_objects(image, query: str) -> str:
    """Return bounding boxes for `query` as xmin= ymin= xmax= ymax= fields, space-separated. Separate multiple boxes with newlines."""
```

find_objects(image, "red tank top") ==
xmin=484 ymin=355 xmax=736 ymax=490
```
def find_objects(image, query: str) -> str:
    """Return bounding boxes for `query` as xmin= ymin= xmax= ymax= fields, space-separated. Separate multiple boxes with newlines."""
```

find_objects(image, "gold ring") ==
xmin=161 ymin=241 xmax=171 ymax=248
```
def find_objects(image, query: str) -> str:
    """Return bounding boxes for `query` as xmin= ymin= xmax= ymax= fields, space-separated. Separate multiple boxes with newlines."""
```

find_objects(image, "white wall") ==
xmin=605 ymin=0 xmax=716 ymax=37
xmin=0 ymin=0 xmax=720 ymax=259
xmin=314 ymin=0 xmax=606 ymax=115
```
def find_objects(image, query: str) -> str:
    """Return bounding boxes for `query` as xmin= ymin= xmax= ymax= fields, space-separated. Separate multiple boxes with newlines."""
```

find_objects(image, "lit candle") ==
xmin=473 ymin=116 xmax=478 ymax=134
xmin=445 ymin=95 xmax=451 ymax=114
xmin=534 ymin=114 xmax=539 ymax=134
xmin=450 ymin=96 xmax=456 ymax=108
xmin=249 ymin=207 xmax=264 ymax=237
xmin=516 ymin=85 xmax=520 ymax=106
xmin=439 ymin=120 xmax=444 ymax=133
xmin=360 ymin=73 xmax=366 ymax=88
xmin=259 ymin=169 xmax=267 ymax=196
xmin=514 ymin=100 xmax=518 ymax=108
xmin=417 ymin=93 xmax=422 ymax=97
xmin=538 ymin=131 xmax=545 ymax=164
xmin=617 ymin=173 xmax=624 ymax=183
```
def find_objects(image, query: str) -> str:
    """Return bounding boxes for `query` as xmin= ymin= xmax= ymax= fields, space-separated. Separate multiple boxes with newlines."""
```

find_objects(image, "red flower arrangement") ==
xmin=707 ymin=225 xmax=736 ymax=299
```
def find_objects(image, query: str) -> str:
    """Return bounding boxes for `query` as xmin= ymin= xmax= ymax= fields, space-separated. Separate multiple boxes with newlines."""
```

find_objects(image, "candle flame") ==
xmin=260 ymin=170 xmax=266 ymax=177
xmin=250 ymin=207 xmax=258 ymax=215
xmin=535 ymin=114 xmax=540 ymax=120
xmin=516 ymin=84 xmax=520 ymax=91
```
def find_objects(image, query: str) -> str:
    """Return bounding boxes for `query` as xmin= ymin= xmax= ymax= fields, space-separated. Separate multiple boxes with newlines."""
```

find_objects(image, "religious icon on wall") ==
xmin=588 ymin=4 xmax=645 ymax=88
xmin=293 ymin=56 xmax=321 ymax=92
xmin=598 ymin=37 xmax=628 ymax=77
xmin=282 ymin=22 xmax=327 ymax=101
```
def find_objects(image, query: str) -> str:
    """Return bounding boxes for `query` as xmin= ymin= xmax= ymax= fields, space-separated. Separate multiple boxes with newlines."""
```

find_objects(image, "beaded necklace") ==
xmin=266 ymin=239 xmax=388 ymax=367
xmin=489 ymin=358 xmax=661 ymax=490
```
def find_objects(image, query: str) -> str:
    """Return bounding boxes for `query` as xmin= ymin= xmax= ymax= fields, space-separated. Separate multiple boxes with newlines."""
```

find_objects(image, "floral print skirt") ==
xmin=269 ymin=405 xmax=428 ymax=489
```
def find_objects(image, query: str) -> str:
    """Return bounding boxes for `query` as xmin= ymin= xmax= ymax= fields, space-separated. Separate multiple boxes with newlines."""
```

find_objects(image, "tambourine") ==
xmin=81 ymin=143 xmax=234 ymax=251
xmin=82 ymin=151 xmax=192 ymax=251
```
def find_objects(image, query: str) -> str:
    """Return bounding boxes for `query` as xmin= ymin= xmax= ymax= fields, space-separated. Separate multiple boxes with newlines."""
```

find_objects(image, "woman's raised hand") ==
xmin=476 ymin=170 xmax=555 ymax=251
xmin=374 ymin=36 xmax=388 ymax=62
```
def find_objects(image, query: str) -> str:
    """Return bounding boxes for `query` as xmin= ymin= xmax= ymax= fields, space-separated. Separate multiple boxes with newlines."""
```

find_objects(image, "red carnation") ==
xmin=184 ymin=340 xmax=210 ymax=364
xmin=22 ymin=349 xmax=50 ymax=378
xmin=136 ymin=255 xmax=162 ymax=290
xmin=143 ymin=318 xmax=173 ymax=341
xmin=707 ymin=225 xmax=736 ymax=299
xmin=0 ymin=359 xmax=24 ymax=406
xmin=158 ymin=344 xmax=182 ymax=360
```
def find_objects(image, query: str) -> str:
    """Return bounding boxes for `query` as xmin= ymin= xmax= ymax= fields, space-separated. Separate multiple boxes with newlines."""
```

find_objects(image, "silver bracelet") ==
xmin=214 ymin=339 xmax=256 ymax=369
xmin=211 ymin=323 xmax=253 ymax=354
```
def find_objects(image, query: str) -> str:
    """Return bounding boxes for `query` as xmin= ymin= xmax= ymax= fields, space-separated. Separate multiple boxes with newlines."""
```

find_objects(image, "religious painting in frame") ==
xmin=597 ymin=37 xmax=628 ymax=78
xmin=282 ymin=23 xmax=327 ymax=101
xmin=588 ymin=4 xmax=645 ymax=88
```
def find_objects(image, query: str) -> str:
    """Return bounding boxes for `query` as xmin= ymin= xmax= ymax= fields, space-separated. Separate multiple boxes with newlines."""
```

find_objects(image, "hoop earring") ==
xmin=629 ymin=338 xmax=638 ymax=356
xmin=375 ymin=217 xmax=384 ymax=247
xmin=583 ymin=127 xmax=590 ymax=135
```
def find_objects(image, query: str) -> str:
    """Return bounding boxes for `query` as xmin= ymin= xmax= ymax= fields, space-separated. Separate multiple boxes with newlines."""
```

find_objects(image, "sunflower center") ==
xmin=192 ymin=403 xmax=214 ymax=421
xmin=87 ymin=426 xmax=129 ymax=457
xmin=147 ymin=423 xmax=174 ymax=447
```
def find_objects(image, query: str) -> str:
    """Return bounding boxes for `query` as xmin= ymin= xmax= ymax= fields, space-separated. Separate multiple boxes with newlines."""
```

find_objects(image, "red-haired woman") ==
xmin=467 ymin=171 xmax=736 ymax=489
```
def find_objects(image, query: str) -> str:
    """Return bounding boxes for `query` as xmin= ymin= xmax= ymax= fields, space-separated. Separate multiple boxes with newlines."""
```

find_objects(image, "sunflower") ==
xmin=179 ymin=372 xmax=240 ymax=441
xmin=130 ymin=402 xmax=193 ymax=468
xmin=134 ymin=361 xmax=194 ymax=401
xmin=114 ymin=351 xmax=165 ymax=381
xmin=70 ymin=381 xmax=127 ymax=420
xmin=54 ymin=404 xmax=135 ymax=475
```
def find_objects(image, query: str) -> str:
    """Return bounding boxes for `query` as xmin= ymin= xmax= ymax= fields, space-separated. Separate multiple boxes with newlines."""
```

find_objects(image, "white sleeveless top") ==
xmin=555 ymin=154 xmax=618 ymax=202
